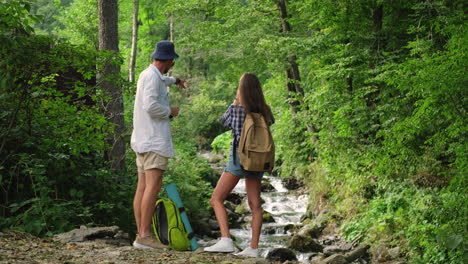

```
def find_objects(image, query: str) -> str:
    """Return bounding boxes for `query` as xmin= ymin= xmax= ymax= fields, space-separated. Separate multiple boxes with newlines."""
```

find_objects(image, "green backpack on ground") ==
xmin=151 ymin=198 xmax=191 ymax=251
xmin=238 ymin=112 xmax=275 ymax=172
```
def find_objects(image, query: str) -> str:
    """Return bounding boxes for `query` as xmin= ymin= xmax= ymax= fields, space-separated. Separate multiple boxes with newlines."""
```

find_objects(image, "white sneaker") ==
xmin=234 ymin=247 xmax=259 ymax=258
xmin=204 ymin=238 xmax=235 ymax=253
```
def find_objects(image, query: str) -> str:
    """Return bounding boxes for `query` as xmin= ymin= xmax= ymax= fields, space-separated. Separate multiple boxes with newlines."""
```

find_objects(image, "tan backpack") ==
xmin=238 ymin=112 xmax=275 ymax=172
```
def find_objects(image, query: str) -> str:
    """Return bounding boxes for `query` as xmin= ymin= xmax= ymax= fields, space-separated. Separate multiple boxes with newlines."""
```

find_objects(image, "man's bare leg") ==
xmin=139 ymin=168 xmax=164 ymax=238
xmin=133 ymin=171 xmax=146 ymax=236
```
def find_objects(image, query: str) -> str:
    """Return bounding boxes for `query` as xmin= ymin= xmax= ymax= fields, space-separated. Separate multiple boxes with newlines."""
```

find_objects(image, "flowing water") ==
xmin=199 ymin=151 xmax=311 ymax=262
xmin=230 ymin=176 xmax=311 ymax=262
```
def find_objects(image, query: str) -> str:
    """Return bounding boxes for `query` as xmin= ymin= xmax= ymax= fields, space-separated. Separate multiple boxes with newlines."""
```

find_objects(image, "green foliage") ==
xmin=162 ymin=137 xmax=215 ymax=218
xmin=0 ymin=2 xmax=133 ymax=236
xmin=342 ymin=177 xmax=467 ymax=263
xmin=170 ymin=79 xmax=231 ymax=148
xmin=211 ymin=131 xmax=231 ymax=156
xmin=53 ymin=0 xmax=98 ymax=49
xmin=0 ymin=0 xmax=40 ymax=37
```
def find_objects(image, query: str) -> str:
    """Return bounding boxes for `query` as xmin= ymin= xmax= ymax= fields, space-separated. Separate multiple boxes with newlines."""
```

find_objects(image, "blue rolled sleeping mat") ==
xmin=164 ymin=183 xmax=199 ymax=250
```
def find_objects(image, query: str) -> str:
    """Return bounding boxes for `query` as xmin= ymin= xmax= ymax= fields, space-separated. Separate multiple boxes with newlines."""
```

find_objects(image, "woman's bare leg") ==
xmin=245 ymin=177 xmax=262 ymax=249
xmin=210 ymin=171 xmax=240 ymax=237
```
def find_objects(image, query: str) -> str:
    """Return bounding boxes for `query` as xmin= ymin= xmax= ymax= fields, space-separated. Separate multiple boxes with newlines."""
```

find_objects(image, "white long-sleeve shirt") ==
xmin=131 ymin=64 xmax=177 ymax=157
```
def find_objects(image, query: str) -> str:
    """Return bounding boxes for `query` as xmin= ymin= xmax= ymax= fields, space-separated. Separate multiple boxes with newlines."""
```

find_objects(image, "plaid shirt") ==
xmin=220 ymin=104 xmax=245 ymax=147
xmin=220 ymin=104 xmax=275 ymax=146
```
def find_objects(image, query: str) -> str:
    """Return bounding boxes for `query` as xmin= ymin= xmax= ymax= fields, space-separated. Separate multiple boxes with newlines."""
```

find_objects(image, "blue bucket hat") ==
xmin=151 ymin=40 xmax=179 ymax=60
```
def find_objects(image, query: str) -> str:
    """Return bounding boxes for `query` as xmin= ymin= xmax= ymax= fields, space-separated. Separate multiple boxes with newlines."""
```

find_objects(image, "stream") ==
xmin=198 ymin=151 xmax=375 ymax=263
xmin=230 ymin=176 xmax=311 ymax=262
xmin=199 ymin=151 xmax=312 ymax=262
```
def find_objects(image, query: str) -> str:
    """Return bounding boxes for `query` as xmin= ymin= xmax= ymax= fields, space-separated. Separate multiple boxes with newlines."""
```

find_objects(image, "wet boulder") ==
xmin=261 ymin=179 xmax=275 ymax=192
xmin=284 ymin=224 xmax=301 ymax=234
xmin=322 ymin=254 xmax=349 ymax=264
xmin=345 ymin=244 xmax=370 ymax=262
xmin=309 ymin=253 xmax=326 ymax=263
xmin=262 ymin=226 xmax=278 ymax=235
xmin=234 ymin=201 xmax=249 ymax=215
xmin=226 ymin=208 xmax=241 ymax=228
xmin=266 ymin=248 xmax=297 ymax=262
xmin=323 ymin=245 xmax=347 ymax=257
xmin=298 ymin=223 xmax=322 ymax=239
xmin=190 ymin=217 xmax=212 ymax=238
xmin=208 ymin=219 xmax=219 ymax=230
xmin=282 ymin=178 xmax=303 ymax=190
xmin=262 ymin=211 xmax=275 ymax=223
xmin=227 ymin=192 xmax=244 ymax=205
xmin=289 ymin=233 xmax=323 ymax=252
xmin=224 ymin=200 xmax=236 ymax=212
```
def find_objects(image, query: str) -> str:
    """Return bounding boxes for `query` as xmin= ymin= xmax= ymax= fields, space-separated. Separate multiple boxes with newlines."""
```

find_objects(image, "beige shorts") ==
xmin=136 ymin=152 xmax=168 ymax=173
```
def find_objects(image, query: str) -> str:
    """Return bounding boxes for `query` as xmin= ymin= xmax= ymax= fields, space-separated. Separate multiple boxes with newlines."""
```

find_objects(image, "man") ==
xmin=131 ymin=40 xmax=186 ymax=249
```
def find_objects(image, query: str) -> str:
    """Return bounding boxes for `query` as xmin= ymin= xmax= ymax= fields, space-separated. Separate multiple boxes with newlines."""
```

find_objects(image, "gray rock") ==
xmin=339 ymin=242 xmax=353 ymax=251
xmin=54 ymin=226 xmax=121 ymax=243
xmin=289 ymin=234 xmax=323 ymax=252
xmin=208 ymin=219 xmax=219 ymax=230
xmin=372 ymin=244 xmax=390 ymax=262
xmin=227 ymin=207 xmax=241 ymax=227
xmin=190 ymin=217 xmax=212 ymax=237
xmin=282 ymin=178 xmax=302 ymax=190
xmin=241 ymin=259 xmax=270 ymax=264
xmin=208 ymin=153 xmax=224 ymax=163
xmin=224 ymin=200 xmax=236 ymax=212
xmin=284 ymin=224 xmax=298 ymax=234
xmin=266 ymin=248 xmax=297 ymax=262
xmin=388 ymin=247 xmax=401 ymax=259
xmin=322 ymin=254 xmax=349 ymax=264
xmin=261 ymin=179 xmax=275 ymax=192
xmin=345 ymin=244 xmax=370 ymax=262
xmin=114 ymin=230 xmax=129 ymax=240
xmin=227 ymin=192 xmax=244 ymax=205
xmin=281 ymin=261 xmax=300 ymax=264
xmin=262 ymin=226 xmax=277 ymax=235
xmin=323 ymin=245 xmax=346 ymax=256
xmin=309 ymin=253 xmax=325 ymax=263
xmin=298 ymin=223 xmax=322 ymax=239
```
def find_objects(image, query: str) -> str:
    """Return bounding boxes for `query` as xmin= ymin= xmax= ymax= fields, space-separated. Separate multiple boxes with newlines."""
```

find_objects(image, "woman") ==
xmin=204 ymin=73 xmax=274 ymax=258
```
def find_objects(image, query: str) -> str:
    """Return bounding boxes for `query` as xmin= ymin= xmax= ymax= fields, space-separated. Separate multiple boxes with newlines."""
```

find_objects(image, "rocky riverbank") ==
xmin=0 ymin=227 xmax=279 ymax=264
xmin=0 ymin=224 xmax=404 ymax=264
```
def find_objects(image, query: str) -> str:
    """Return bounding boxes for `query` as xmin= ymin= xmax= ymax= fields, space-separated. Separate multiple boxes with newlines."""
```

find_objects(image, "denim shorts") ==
xmin=225 ymin=147 xmax=264 ymax=179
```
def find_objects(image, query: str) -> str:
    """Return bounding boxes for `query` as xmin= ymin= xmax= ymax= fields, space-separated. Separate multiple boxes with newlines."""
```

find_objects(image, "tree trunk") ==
xmin=98 ymin=0 xmax=125 ymax=172
xmin=169 ymin=14 xmax=174 ymax=42
xmin=128 ymin=0 xmax=139 ymax=83
xmin=372 ymin=1 xmax=383 ymax=52
xmin=276 ymin=0 xmax=317 ymax=142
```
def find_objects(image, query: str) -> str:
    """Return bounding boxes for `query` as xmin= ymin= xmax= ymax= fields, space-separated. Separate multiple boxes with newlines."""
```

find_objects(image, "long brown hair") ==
xmin=238 ymin=73 xmax=273 ymax=123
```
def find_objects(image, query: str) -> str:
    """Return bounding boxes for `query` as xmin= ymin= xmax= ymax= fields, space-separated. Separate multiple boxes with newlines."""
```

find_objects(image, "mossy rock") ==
xmin=234 ymin=202 xmax=249 ymax=215
xmin=263 ymin=211 xmax=275 ymax=223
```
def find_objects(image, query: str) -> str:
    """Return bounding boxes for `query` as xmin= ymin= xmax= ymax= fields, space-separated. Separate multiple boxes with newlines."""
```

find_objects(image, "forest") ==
xmin=0 ymin=0 xmax=466 ymax=263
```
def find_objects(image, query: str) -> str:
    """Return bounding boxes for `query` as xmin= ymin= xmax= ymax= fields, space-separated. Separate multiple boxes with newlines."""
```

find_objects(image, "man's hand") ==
xmin=170 ymin=107 xmax=180 ymax=118
xmin=175 ymin=78 xmax=186 ymax=89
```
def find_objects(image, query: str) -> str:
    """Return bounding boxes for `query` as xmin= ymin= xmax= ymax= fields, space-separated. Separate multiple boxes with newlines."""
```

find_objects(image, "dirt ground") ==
xmin=0 ymin=231 xmax=298 ymax=264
